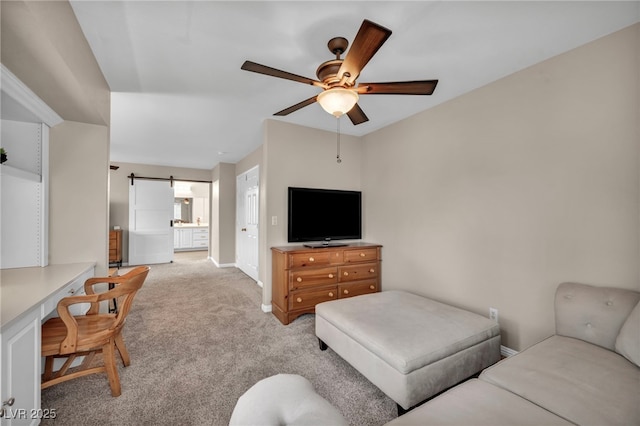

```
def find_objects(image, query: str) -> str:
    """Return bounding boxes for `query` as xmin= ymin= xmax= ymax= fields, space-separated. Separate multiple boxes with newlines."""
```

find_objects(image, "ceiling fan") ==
xmin=241 ymin=19 xmax=438 ymax=125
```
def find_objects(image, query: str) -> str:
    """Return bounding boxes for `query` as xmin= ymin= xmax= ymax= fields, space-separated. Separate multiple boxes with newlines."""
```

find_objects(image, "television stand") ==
xmin=303 ymin=242 xmax=349 ymax=248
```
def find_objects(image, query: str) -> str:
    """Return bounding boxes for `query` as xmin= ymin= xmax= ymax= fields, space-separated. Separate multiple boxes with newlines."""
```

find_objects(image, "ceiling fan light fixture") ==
xmin=317 ymin=88 xmax=359 ymax=117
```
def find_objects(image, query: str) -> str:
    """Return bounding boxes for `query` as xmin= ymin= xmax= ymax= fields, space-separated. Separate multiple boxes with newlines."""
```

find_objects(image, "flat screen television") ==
xmin=288 ymin=187 xmax=362 ymax=247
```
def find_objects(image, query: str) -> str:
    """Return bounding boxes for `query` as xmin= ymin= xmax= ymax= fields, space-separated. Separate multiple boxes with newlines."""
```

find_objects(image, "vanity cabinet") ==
xmin=174 ymin=227 xmax=208 ymax=251
xmin=271 ymin=243 xmax=382 ymax=325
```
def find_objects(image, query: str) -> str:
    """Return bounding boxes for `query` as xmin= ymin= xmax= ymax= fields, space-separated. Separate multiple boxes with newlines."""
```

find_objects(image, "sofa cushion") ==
xmin=384 ymin=379 xmax=572 ymax=426
xmin=615 ymin=301 xmax=640 ymax=367
xmin=480 ymin=335 xmax=640 ymax=425
xmin=555 ymin=282 xmax=640 ymax=350
xmin=315 ymin=291 xmax=500 ymax=374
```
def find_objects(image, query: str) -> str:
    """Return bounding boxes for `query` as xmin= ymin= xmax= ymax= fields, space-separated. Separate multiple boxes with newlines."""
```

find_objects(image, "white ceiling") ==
xmin=69 ymin=1 xmax=639 ymax=170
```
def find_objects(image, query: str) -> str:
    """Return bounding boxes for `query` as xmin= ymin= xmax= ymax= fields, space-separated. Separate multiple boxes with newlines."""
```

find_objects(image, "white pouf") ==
xmin=229 ymin=374 xmax=347 ymax=426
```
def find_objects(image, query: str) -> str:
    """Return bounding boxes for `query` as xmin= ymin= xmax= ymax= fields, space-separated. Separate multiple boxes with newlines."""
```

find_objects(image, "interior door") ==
xmin=236 ymin=167 xmax=259 ymax=281
xmin=128 ymin=179 xmax=174 ymax=265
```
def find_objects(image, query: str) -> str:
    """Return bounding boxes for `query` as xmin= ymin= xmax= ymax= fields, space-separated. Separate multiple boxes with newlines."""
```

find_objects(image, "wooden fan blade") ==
xmin=346 ymin=103 xmax=369 ymax=125
xmin=338 ymin=20 xmax=392 ymax=86
xmin=241 ymin=61 xmax=326 ymax=88
xmin=358 ymin=80 xmax=439 ymax=95
xmin=274 ymin=95 xmax=318 ymax=116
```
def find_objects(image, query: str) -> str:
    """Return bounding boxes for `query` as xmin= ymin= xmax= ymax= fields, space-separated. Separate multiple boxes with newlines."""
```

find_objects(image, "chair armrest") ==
xmin=56 ymin=293 xmax=100 ymax=354
xmin=84 ymin=276 xmax=117 ymax=295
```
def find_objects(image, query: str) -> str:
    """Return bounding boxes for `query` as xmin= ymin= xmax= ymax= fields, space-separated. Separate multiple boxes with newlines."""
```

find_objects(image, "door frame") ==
xmin=236 ymin=166 xmax=259 ymax=282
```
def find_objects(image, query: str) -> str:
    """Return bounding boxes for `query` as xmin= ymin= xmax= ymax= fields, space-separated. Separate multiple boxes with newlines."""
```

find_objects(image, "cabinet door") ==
xmin=179 ymin=229 xmax=193 ymax=248
xmin=174 ymin=229 xmax=180 ymax=249
xmin=0 ymin=309 xmax=41 ymax=426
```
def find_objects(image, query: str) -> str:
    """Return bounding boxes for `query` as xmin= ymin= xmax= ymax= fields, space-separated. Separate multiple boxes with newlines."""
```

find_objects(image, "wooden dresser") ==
xmin=109 ymin=229 xmax=122 ymax=266
xmin=271 ymin=243 xmax=382 ymax=325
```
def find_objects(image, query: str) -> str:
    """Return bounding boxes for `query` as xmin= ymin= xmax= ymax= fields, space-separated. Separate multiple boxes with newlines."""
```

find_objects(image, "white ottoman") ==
xmin=229 ymin=374 xmax=347 ymax=426
xmin=316 ymin=291 xmax=501 ymax=412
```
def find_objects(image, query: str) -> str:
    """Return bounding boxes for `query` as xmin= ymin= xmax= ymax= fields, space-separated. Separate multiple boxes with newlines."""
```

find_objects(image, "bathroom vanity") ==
xmin=174 ymin=224 xmax=209 ymax=251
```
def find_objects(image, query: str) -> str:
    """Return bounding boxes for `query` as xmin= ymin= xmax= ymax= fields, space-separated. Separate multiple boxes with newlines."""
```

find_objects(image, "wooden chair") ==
xmin=41 ymin=265 xmax=150 ymax=396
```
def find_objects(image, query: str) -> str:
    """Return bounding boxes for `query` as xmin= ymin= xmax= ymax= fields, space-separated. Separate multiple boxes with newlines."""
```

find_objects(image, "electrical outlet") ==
xmin=489 ymin=307 xmax=499 ymax=323
xmin=271 ymin=216 xmax=277 ymax=226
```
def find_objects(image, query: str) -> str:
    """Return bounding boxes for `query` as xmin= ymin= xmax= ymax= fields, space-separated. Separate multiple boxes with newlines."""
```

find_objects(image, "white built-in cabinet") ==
xmin=0 ymin=64 xmax=63 ymax=425
xmin=1 ymin=264 xmax=94 ymax=426
xmin=0 ymin=64 xmax=61 ymax=269
xmin=0 ymin=307 xmax=40 ymax=426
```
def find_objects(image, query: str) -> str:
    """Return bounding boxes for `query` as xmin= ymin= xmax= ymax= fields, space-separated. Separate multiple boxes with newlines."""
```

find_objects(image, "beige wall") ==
xmin=49 ymin=121 xmax=110 ymax=274
xmin=2 ymin=1 xmax=111 ymax=275
xmin=210 ymin=163 xmax=236 ymax=266
xmin=109 ymin=162 xmax=212 ymax=263
xmin=361 ymin=23 xmax=640 ymax=351
xmin=262 ymin=119 xmax=363 ymax=307
xmin=1 ymin=1 xmax=109 ymax=126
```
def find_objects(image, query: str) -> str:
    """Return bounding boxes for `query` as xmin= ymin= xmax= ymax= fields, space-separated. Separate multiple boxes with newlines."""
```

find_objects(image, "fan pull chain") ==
xmin=336 ymin=117 xmax=342 ymax=164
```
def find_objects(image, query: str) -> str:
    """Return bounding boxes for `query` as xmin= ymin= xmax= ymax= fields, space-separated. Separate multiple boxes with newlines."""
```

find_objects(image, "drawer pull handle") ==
xmin=328 ymin=292 xmax=334 ymax=297
xmin=369 ymin=269 xmax=375 ymax=273
xmin=343 ymin=272 xmax=349 ymax=276
xmin=296 ymin=277 xmax=303 ymax=283
xmin=343 ymin=289 xmax=349 ymax=295
xmin=309 ymin=257 xmax=315 ymax=262
xmin=328 ymin=273 xmax=334 ymax=278
xmin=296 ymin=297 xmax=303 ymax=303
xmin=360 ymin=253 xmax=366 ymax=257
xmin=369 ymin=285 xmax=375 ymax=290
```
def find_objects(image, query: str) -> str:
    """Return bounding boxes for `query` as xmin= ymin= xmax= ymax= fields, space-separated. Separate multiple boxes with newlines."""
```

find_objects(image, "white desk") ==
xmin=0 ymin=262 xmax=95 ymax=426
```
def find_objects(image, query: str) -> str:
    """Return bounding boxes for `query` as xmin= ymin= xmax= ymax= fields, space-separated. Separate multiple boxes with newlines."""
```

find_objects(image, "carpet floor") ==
xmin=41 ymin=252 xmax=397 ymax=425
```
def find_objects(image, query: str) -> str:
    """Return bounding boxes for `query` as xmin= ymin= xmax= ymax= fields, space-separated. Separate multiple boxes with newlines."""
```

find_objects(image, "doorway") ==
xmin=173 ymin=181 xmax=211 ymax=257
xmin=127 ymin=176 xmax=211 ymax=265
xmin=236 ymin=166 xmax=259 ymax=281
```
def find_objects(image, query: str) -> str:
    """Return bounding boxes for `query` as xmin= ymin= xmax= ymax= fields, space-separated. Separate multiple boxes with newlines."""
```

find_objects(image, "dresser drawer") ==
xmin=339 ymin=262 xmax=379 ymax=282
xmin=109 ymin=249 xmax=119 ymax=261
xmin=344 ymin=247 xmax=378 ymax=263
xmin=289 ymin=287 xmax=338 ymax=310
xmin=290 ymin=267 xmax=338 ymax=290
xmin=289 ymin=250 xmax=342 ymax=268
xmin=339 ymin=280 xmax=378 ymax=298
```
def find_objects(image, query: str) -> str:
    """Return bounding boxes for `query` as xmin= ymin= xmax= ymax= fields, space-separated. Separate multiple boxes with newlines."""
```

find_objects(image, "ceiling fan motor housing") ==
xmin=316 ymin=37 xmax=351 ymax=86
xmin=316 ymin=59 xmax=344 ymax=85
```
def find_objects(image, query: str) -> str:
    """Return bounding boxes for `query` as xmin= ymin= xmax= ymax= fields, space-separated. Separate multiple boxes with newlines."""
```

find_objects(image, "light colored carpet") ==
xmin=41 ymin=251 xmax=397 ymax=425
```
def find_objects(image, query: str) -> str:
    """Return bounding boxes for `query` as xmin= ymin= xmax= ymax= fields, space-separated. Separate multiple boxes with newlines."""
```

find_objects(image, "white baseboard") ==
xmin=501 ymin=345 xmax=518 ymax=358
xmin=261 ymin=303 xmax=272 ymax=313
xmin=208 ymin=257 xmax=235 ymax=268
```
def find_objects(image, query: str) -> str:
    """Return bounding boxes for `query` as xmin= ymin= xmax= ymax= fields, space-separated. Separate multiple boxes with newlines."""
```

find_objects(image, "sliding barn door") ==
xmin=129 ymin=179 xmax=174 ymax=265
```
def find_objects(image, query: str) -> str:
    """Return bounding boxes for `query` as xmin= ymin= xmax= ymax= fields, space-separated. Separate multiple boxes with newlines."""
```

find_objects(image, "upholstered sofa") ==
xmin=386 ymin=282 xmax=640 ymax=425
